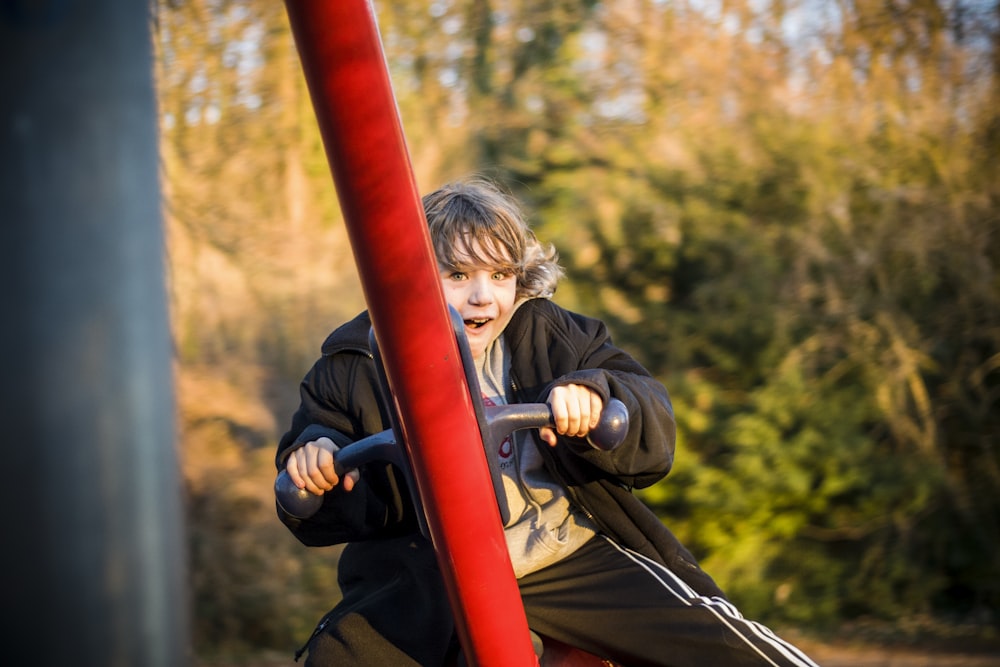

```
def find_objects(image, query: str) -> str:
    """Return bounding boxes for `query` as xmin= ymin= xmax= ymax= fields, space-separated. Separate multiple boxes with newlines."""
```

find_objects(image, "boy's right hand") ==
xmin=285 ymin=437 xmax=361 ymax=495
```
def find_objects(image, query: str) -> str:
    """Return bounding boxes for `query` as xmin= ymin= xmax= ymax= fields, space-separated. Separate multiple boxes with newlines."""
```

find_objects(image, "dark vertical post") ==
xmin=283 ymin=1 xmax=538 ymax=665
xmin=0 ymin=2 xmax=189 ymax=666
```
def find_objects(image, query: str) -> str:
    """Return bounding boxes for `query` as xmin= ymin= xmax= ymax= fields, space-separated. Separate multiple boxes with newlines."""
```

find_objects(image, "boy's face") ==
xmin=439 ymin=238 xmax=518 ymax=360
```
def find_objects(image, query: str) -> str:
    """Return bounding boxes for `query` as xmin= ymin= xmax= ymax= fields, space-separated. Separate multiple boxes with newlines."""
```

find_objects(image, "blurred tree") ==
xmin=158 ymin=0 xmax=364 ymax=375
xmin=156 ymin=0 xmax=363 ymax=654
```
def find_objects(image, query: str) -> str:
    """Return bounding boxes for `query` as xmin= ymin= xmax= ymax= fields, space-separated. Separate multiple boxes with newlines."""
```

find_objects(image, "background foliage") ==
xmin=155 ymin=0 xmax=1000 ymax=656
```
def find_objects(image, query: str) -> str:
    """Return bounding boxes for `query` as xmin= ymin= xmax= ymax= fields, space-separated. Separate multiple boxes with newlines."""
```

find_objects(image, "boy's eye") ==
xmin=448 ymin=271 xmax=467 ymax=281
xmin=492 ymin=270 xmax=513 ymax=281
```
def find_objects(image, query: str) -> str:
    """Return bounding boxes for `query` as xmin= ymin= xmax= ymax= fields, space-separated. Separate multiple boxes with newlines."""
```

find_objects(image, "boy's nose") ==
xmin=468 ymin=276 xmax=494 ymax=304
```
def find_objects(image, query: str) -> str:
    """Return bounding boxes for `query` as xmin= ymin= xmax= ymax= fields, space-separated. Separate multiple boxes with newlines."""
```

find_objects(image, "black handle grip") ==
xmin=585 ymin=398 xmax=629 ymax=451
xmin=483 ymin=397 xmax=629 ymax=451
xmin=274 ymin=470 xmax=324 ymax=519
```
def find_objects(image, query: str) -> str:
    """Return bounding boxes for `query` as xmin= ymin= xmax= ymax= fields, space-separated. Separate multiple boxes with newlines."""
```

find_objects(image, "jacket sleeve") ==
xmin=514 ymin=301 xmax=676 ymax=489
xmin=274 ymin=350 xmax=417 ymax=546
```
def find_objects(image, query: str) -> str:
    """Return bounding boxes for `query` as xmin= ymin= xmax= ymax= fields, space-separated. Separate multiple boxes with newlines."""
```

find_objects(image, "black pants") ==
xmin=519 ymin=535 xmax=818 ymax=667
xmin=302 ymin=535 xmax=819 ymax=667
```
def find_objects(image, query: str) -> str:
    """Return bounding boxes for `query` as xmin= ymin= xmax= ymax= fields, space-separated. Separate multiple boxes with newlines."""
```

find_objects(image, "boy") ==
xmin=276 ymin=178 xmax=819 ymax=666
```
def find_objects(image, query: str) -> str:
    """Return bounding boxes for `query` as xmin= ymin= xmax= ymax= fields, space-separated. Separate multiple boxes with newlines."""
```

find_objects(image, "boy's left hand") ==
xmin=541 ymin=383 xmax=604 ymax=447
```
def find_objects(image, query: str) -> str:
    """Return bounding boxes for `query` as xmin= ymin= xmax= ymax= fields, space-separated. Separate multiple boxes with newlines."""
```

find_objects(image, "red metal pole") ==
xmin=282 ymin=2 xmax=537 ymax=665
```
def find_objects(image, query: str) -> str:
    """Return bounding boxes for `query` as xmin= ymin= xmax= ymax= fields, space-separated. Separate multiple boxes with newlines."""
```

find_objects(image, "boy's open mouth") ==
xmin=465 ymin=318 xmax=491 ymax=330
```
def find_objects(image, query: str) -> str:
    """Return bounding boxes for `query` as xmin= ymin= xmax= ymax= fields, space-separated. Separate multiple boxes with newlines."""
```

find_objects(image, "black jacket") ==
xmin=276 ymin=298 xmax=723 ymax=597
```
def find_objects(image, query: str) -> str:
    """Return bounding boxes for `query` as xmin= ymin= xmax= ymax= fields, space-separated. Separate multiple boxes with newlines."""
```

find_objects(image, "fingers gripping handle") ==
xmin=275 ymin=429 xmax=399 ymax=520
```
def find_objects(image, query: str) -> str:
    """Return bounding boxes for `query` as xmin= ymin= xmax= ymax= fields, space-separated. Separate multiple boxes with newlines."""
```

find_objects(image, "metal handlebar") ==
xmin=275 ymin=398 xmax=629 ymax=519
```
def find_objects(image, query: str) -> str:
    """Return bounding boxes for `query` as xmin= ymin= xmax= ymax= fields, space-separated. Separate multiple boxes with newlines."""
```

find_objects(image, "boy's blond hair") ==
xmin=422 ymin=178 xmax=563 ymax=298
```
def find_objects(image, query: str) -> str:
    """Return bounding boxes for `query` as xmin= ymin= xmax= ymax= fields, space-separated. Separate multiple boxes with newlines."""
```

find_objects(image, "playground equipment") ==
xmin=280 ymin=1 xmax=627 ymax=664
